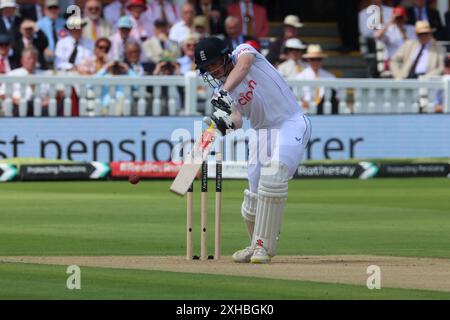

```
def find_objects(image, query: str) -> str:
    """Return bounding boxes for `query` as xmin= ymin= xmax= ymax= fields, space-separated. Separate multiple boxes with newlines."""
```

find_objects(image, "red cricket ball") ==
xmin=128 ymin=174 xmax=140 ymax=185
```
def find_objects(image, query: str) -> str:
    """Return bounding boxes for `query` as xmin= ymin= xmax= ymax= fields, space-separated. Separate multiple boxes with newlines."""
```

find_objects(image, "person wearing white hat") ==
xmin=10 ymin=19 xmax=50 ymax=70
xmin=37 ymin=0 xmax=66 ymax=53
xmin=296 ymin=44 xmax=340 ymax=114
xmin=277 ymin=38 xmax=307 ymax=80
xmin=55 ymin=16 xmax=94 ymax=71
xmin=194 ymin=15 xmax=209 ymax=39
xmin=0 ymin=0 xmax=21 ymax=37
xmin=266 ymin=14 xmax=304 ymax=66
xmin=390 ymin=20 xmax=445 ymax=80
xmin=109 ymin=15 xmax=142 ymax=61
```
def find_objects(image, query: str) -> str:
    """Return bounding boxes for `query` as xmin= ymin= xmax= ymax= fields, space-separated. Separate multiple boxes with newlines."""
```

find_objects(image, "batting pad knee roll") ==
xmin=252 ymin=161 xmax=289 ymax=256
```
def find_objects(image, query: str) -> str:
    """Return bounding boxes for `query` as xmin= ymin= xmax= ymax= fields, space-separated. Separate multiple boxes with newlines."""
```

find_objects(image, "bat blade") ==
xmin=170 ymin=124 xmax=217 ymax=196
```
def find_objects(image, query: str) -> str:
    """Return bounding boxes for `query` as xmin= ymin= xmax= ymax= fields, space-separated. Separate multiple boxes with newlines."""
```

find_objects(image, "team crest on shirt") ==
xmin=238 ymin=80 xmax=257 ymax=106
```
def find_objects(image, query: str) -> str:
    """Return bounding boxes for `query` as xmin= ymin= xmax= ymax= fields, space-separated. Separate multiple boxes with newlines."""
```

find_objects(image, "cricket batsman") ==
xmin=195 ymin=37 xmax=312 ymax=264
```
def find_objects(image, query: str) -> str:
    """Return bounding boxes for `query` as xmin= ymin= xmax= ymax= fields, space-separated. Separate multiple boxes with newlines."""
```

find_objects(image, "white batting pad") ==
xmin=252 ymin=161 xmax=289 ymax=256
xmin=241 ymin=189 xmax=258 ymax=240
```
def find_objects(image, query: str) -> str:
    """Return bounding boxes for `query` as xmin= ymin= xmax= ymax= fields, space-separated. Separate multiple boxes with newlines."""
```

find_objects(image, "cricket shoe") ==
xmin=232 ymin=246 xmax=255 ymax=263
xmin=250 ymin=245 xmax=271 ymax=264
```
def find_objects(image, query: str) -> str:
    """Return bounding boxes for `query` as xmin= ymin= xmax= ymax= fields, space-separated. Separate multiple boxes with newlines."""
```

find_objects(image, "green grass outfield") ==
xmin=0 ymin=179 xmax=450 ymax=299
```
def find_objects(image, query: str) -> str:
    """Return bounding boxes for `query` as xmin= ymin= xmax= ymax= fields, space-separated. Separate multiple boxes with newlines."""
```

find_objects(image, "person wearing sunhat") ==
xmin=109 ymin=15 xmax=141 ymax=61
xmin=10 ymin=19 xmax=49 ymax=70
xmin=266 ymin=14 xmax=304 ymax=66
xmin=407 ymin=0 xmax=445 ymax=41
xmin=277 ymin=38 xmax=307 ymax=80
xmin=390 ymin=20 xmax=445 ymax=80
xmin=37 ymin=0 xmax=66 ymax=53
xmin=375 ymin=6 xmax=416 ymax=61
xmin=0 ymin=0 xmax=21 ymax=38
xmin=55 ymin=15 xmax=94 ymax=71
xmin=193 ymin=15 xmax=209 ymax=39
xmin=296 ymin=44 xmax=339 ymax=114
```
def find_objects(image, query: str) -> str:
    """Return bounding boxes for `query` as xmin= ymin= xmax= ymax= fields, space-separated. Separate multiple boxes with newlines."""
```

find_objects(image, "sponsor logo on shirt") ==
xmin=238 ymin=80 xmax=257 ymax=106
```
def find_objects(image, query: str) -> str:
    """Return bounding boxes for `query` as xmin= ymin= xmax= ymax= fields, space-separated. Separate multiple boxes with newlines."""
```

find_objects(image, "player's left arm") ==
xmin=222 ymin=53 xmax=255 ymax=92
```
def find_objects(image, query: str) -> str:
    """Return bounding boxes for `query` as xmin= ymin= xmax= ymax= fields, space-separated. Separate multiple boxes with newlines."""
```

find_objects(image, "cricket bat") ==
xmin=170 ymin=123 xmax=218 ymax=196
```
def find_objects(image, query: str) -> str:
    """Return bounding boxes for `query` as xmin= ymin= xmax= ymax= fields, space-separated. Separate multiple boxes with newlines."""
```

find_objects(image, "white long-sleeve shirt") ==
xmin=55 ymin=36 xmax=94 ymax=70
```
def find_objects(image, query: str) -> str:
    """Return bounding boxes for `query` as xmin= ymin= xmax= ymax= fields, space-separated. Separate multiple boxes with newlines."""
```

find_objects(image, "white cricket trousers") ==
xmin=247 ymin=113 xmax=312 ymax=193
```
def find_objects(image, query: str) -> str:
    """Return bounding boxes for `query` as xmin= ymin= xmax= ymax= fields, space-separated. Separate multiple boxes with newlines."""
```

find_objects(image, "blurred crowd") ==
xmin=0 ymin=0 xmax=449 ymax=116
xmin=359 ymin=0 xmax=449 ymax=80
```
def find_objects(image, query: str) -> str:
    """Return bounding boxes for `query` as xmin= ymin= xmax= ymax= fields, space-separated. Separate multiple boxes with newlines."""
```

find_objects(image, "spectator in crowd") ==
xmin=359 ymin=0 xmax=393 ymax=40
xmin=127 ymin=0 xmax=153 ymax=42
xmin=277 ymin=38 xmax=307 ymax=80
xmin=19 ymin=0 xmax=43 ymax=22
xmin=0 ymin=33 xmax=11 ymax=74
xmin=223 ymin=15 xmax=253 ymax=51
xmin=142 ymin=19 xmax=179 ymax=64
xmin=103 ymin=0 xmax=129 ymax=29
xmin=169 ymin=2 xmax=196 ymax=45
xmin=358 ymin=0 xmax=393 ymax=77
xmin=227 ymin=0 xmax=269 ymax=38
xmin=390 ymin=20 xmax=445 ymax=79
xmin=83 ymin=0 xmax=113 ymax=42
xmin=434 ymin=55 xmax=450 ymax=113
xmin=5 ymin=48 xmax=50 ymax=117
xmin=177 ymin=33 xmax=198 ymax=75
xmin=124 ymin=40 xmax=153 ymax=75
xmin=77 ymin=37 xmax=111 ymax=75
xmin=296 ymin=44 xmax=339 ymax=114
xmin=154 ymin=54 xmax=180 ymax=76
xmin=96 ymin=59 xmax=137 ymax=115
xmin=375 ymin=6 xmax=416 ymax=63
xmin=0 ymin=0 xmax=22 ymax=39
xmin=148 ymin=0 xmax=181 ymax=27
xmin=193 ymin=15 xmax=209 ymax=38
xmin=407 ymin=0 xmax=445 ymax=40
xmin=153 ymin=53 xmax=181 ymax=115
xmin=10 ymin=19 xmax=49 ymax=70
xmin=195 ymin=0 xmax=226 ymax=36
xmin=55 ymin=16 xmax=94 ymax=71
xmin=37 ymin=0 xmax=66 ymax=55
xmin=109 ymin=15 xmax=139 ymax=61
xmin=266 ymin=14 xmax=303 ymax=66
